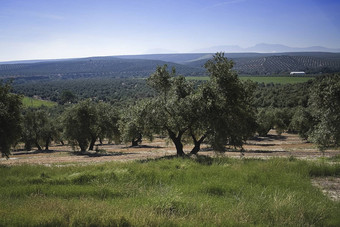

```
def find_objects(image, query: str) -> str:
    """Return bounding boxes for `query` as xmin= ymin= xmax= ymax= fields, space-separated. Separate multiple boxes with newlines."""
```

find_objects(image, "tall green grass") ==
xmin=22 ymin=96 xmax=56 ymax=108
xmin=0 ymin=157 xmax=339 ymax=226
xmin=187 ymin=76 xmax=314 ymax=84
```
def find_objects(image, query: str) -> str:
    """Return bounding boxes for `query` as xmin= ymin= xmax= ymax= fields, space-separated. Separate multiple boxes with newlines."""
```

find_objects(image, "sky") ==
xmin=0 ymin=0 xmax=339 ymax=61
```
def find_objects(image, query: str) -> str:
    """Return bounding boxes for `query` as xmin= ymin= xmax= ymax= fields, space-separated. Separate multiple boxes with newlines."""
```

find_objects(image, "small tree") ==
xmin=59 ymin=90 xmax=77 ymax=104
xmin=147 ymin=69 xmax=194 ymax=156
xmin=62 ymin=100 xmax=98 ymax=152
xmin=21 ymin=109 xmax=51 ymax=151
xmin=96 ymin=102 xmax=120 ymax=146
xmin=119 ymin=100 xmax=153 ymax=146
xmin=0 ymin=82 xmax=22 ymax=157
xmin=288 ymin=107 xmax=314 ymax=139
xmin=256 ymin=108 xmax=274 ymax=136
xmin=200 ymin=53 xmax=257 ymax=151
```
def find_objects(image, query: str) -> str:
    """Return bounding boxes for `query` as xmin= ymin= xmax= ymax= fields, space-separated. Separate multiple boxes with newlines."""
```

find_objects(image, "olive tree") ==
xmin=62 ymin=100 xmax=120 ymax=152
xmin=198 ymin=53 xmax=257 ymax=151
xmin=62 ymin=100 xmax=98 ymax=152
xmin=21 ymin=108 xmax=56 ymax=151
xmin=146 ymin=53 xmax=257 ymax=155
xmin=96 ymin=102 xmax=120 ymax=146
xmin=0 ymin=82 xmax=22 ymax=157
xmin=119 ymin=100 xmax=153 ymax=147
xmin=308 ymin=74 xmax=340 ymax=150
xmin=147 ymin=68 xmax=194 ymax=156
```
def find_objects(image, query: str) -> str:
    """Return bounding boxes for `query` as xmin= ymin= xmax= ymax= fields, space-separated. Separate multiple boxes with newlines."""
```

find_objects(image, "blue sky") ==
xmin=0 ymin=0 xmax=339 ymax=61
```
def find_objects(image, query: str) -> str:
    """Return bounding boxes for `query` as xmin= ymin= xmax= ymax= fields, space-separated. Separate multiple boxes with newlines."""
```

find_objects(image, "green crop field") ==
xmin=187 ymin=76 xmax=315 ymax=84
xmin=22 ymin=96 xmax=56 ymax=108
xmin=0 ymin=157 xmax=339 ymax=226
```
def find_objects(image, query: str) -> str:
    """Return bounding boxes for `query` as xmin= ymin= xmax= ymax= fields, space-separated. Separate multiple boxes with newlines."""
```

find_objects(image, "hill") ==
xmin=0 ymin=57 xmax=205 ymax=81
xmin=185 ymin=53 xmax=340 ymax=75
xmin=192 ymin=43 xmax=340 ymax=53
xmin=1 ymin=52 xmax=340 ymax=81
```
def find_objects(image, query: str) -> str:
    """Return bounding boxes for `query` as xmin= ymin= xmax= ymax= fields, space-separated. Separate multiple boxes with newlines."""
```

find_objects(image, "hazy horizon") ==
xmin=1 ymin=0 xmax=340 ymax=61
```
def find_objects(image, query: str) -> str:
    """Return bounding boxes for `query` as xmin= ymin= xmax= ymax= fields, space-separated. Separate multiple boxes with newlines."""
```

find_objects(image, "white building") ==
xmin=290 ymin=71 xmax=306 ymax=75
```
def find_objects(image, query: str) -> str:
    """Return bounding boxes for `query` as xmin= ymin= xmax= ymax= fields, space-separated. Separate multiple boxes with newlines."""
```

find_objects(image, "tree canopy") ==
xmin=146 ymin=53 xmax=257 ymax=156
xmin=308 ymin=74 xmax=340 ymax=150
xmin=0 ymin=82 xmax=22 ymax=157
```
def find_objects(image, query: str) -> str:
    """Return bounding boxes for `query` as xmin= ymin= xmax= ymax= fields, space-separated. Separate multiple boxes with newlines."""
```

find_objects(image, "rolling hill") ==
xmin=184 ymin=53 xmax=340 ymax=75
xmin=0 ymin=57 xmax=205 ymax=81
xmin=1 ymin=52 xmax=340 ymax=82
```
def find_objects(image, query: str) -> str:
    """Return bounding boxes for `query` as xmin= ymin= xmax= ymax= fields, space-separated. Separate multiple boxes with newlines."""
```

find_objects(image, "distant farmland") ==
xmin=187 ymin=76 xmax=315 ymax=84
xmin=22 ymin=96 xmax=56 ymax=107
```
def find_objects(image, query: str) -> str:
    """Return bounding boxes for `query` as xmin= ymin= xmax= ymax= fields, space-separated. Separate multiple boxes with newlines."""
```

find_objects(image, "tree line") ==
xmin=1 ymin=53 xmax=339 ymax=158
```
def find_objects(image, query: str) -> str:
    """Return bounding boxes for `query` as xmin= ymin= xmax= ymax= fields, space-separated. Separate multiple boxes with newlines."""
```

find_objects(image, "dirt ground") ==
xmin=1 ymin=130 xmax=340 ymax=201
xmin=1 ymin=130 xmax=339 ymax=165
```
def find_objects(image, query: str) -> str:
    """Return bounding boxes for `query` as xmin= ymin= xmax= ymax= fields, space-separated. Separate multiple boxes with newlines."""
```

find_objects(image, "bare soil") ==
xmin=1 ymin=130 xmax=339 ymax=166
xmin=312 ymin=177 xmax=340 ymax=201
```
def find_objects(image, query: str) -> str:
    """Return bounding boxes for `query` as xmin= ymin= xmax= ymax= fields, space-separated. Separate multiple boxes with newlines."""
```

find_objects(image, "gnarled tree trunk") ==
xmin=168 ymin=129 xmax=185 ymax=156
xmin=89 ymin=136 xmax=97 ymax=151
xmin=190 ymin=134 xmax=206 ymax=155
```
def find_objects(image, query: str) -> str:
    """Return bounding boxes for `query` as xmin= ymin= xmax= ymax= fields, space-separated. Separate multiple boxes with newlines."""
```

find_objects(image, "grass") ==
xmin=187 ymin=76 xmax=315 ymax=84
xmin=22 ymin=96 xmax=57 ymax=108
xmin=0 ymin=157 xmax=339 ymax=226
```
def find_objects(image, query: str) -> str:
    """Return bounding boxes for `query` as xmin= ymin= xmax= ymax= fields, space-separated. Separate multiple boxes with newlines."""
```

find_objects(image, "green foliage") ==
xmin=253 ymin=81 xmax=312 ymax=108
xmin=256 ymin=108 xmax=274 ymax=136
xmin=13 ymin=78 xmax=155 ymax=105
xmin=62 ymin=100 xmax=99 ymax=152
xmin=96 ymin=102 xmax=120 ymax=145
xmin=288 ymin=107 xmax=315 ymax=139
xmin=59 ymin=90 xmax=77 ymax=104
xmin=0 ymin=82 xmax=22 ymax=157
xmin=62 ymin=100 xmax=120 ymax=152
xmin=203 ymin=53 xmax=257 ymax=150
xmin=0 ymin=158 xmax=339 ymax=226
xmin=21 ymin=108 xmax=58 ymax=151
xmin=146 ymin=53 xmax=257 ymax=155
xmin=308 ymin=74 xmax=340 ymax=150
xmin=119 ymin=100 xmax=153 ymax=146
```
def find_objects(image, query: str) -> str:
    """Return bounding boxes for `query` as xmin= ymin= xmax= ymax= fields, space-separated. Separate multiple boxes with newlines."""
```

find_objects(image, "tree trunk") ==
xmin=78 ymin=139 xmax=88 ymax=153
xmin=131 ymin=139 xmax=139 ymax=147
xmin=99 ymin=137 xmax=103 ymax=145
xmin=45 ymin=137 xmax=51 ymax=150
xmin=35 ymin=141 xmax=42 ymax=151
xmin=168 ymin=129 xmax=185 ymax=156
xmin=190 ymin=135 xmax=206 ymax=155
xmin=79 ymin=145 xmax=87 ymax=153
xmin=131 ymin=133 xmax=142 ymax=147
xmin=25 ymin=141 xmax=32 ymax=151
xmin=45 ymin=140 xmax=49 ymax=151
xmin=89 ymin=136 xmax=97 ymax=151
xmin=60 ymin=140 xmax=65 ymax=146
xmin=173 ymin=137 xmax=185 ymax=156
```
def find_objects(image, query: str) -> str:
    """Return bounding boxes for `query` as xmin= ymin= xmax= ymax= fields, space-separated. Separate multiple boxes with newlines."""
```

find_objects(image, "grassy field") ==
xmin=187 ymin=76 xmax=315 ymax=84
xmin=22 ymin=96 xmax=56 ymax=108
xmin=1 ymin=157 xmax=339 ymax=226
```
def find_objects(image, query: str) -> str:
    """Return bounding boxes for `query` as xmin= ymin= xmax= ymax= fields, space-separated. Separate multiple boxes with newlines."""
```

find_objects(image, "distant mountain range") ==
xmin=1 ymin=52 xmax=340 ymax=82
xmin=192 ymin=43 xmax=340 ymax=53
